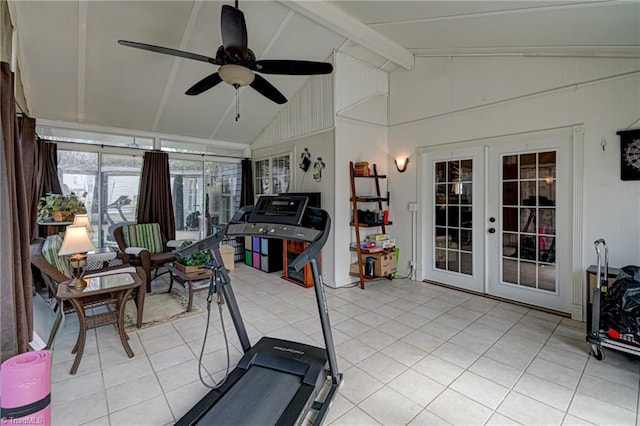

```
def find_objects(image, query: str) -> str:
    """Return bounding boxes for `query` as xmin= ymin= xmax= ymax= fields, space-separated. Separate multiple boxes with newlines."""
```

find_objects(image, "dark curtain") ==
xmin=240 ymin=158 xmax=254 ymax=207
xmin=37 ymin=139 xmax=62 ymax=197
xmin=17 ymin=117 xmax=39 ymax=241
xmin=173 ymin=175 xmax=184 ymax=231
xmin=34 ymin=140 xmax=62 ymax=238
xmin=0 ymin=62 xmax=33 ymax=361
xmin=137 ymin=151 xmax=176 ymax=240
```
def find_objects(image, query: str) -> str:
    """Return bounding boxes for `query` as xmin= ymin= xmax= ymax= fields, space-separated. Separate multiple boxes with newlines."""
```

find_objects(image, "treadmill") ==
xmin=175 ymin=195 xmax=342 ymax=426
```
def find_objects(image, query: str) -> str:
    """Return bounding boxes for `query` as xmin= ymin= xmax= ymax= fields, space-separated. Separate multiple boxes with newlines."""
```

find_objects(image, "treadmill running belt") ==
xmin=199 ymin=366 xmax=303 ymax=425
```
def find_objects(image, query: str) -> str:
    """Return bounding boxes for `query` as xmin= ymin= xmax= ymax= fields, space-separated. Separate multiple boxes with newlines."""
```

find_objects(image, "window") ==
xmin=56 ymin=151 xmax=143 ymax=248
xmin=170 ymin=159 xmax=204 ymax=241
xmin=254 ymin=154 xmax=291 ymax=196
xmin=206 ymin=162 xmax=241 ymax=225
xmin=168 ymin=159 xmax=243 ymax=240
xmin=55 ymin=149 xmax=241 ymax=247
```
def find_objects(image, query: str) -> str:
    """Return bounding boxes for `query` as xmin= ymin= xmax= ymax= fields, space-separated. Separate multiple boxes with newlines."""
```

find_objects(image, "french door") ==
xmin=423 ymin=131 xmax=573 ymax=313
xmin=424 ymin=147 xmax=485 ymax=293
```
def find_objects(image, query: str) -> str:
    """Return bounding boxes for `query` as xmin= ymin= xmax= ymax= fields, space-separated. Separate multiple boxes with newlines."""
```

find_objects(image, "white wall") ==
xmin=252 ymin=130 xmax=337 ymax=284
xmin=254 ymin=73 xmax=334 ymax=147
xmin=388 ymin=56 xmax=640 ymax=296
xmin=332 ymin=52 xmax=391 ymax=287
xmin=334 ymin=117 xmax=388 ymax=286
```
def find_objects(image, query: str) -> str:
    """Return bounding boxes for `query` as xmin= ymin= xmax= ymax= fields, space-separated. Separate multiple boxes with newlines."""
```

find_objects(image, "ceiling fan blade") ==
xmin=185 ymin=73 xmax=223 ymax=96
xmin=254 ymin=60 xmax=333 ymax=75
xmin=250 ymin=75 xmax=287 ymax=104
xmin=221 ymin=5 xmax=248 ymax=60
xmin=118 ymin=40 xmax=219 ymax=65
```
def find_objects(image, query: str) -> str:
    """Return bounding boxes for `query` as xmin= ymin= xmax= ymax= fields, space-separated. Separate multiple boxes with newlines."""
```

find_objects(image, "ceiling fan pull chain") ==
xmin=235 ymin=89 xmax=240 ymax=121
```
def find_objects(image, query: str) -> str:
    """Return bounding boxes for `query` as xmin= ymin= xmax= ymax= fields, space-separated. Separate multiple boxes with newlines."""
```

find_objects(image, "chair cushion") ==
xmin=42 ymin=235 xmax=72 ymax=278
xmin=122 ymin=223 xmax=164 ymax=254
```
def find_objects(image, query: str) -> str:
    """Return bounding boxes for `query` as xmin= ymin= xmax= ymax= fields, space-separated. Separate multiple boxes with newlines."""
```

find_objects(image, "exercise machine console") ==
xmin=175 ymin=195 xmax=342 ymax=425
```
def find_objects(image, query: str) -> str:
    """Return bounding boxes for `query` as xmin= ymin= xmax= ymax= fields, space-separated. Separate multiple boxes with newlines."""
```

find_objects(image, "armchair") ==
xmin=30 ymin=236 xmax=146 ymax=349
xmin=113 ymin=223 xmax=178 ymax=293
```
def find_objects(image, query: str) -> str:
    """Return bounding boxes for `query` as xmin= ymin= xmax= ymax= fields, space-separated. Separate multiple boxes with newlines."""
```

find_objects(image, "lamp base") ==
xmin=67 ymin=277 xmax=88 ymax=289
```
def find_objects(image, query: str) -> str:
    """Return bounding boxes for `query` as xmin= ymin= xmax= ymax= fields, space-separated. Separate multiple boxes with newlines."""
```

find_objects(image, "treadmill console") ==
xmin=227 ymin=222 xmax=320 ymax=243
xmin=248 ymin=196 xmax=308 ymax=225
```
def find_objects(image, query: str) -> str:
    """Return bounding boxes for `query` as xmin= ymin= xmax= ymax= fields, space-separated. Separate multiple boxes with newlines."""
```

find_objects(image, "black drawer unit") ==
xmin=244 ymin=236 xmax=283 ymax=273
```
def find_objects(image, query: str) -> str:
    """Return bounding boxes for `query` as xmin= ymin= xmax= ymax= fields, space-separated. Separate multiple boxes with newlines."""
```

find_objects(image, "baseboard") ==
xmin=423 ymin=279 xmax=571 ymax=318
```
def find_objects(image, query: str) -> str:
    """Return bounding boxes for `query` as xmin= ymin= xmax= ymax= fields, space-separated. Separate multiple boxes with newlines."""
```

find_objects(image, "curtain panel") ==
xmin=35 ymin=140 xmax=62 ymax=238
xmin=240 ymin=158 xmax=254 ymax=207
xmin=0 ymin=61 xmax=33 ymax=361
xmin=137 ymin=151 xmax=176 ymax=240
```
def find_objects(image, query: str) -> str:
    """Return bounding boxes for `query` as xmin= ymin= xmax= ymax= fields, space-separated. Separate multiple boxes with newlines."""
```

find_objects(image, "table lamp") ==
xmin=72 ymin=213 xmax=93 ymax=233
xmin=59 ymin=225 xmax=95 ymax=288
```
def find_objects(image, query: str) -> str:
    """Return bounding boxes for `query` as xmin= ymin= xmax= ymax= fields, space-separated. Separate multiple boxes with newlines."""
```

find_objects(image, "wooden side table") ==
xmin=167 ymin=265 xmax=213 ymax=312
xmin=37 ymin=221 xmax=73 ymax=236
xmin=57 ymin=272 xmax=142 ymax=374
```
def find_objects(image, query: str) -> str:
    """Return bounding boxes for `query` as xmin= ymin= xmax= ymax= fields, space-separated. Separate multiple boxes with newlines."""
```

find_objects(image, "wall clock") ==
xmin=617 ymin=129 xmax=640 ymax=181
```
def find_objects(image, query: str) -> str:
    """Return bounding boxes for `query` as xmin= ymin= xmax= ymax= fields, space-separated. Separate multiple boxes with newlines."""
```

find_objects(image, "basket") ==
xmin=174 ymin=263 xmax=204 ymax=274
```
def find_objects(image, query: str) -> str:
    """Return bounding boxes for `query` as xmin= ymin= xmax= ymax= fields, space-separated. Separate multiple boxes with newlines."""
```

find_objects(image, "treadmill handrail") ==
xmin=176 ymin=204 xmax=330 ymax=273
xmin=175 ymin=227 xmax=227 ymax=257
xmin=175 ymin=205 xmax=254 ymax=257
xmin=287 ymin=207 xmax=330 ymax=272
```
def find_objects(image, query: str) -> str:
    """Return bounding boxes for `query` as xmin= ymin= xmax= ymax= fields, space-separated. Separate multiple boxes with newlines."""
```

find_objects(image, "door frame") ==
xmin=416 ymin=125 xmax=585 ymax=319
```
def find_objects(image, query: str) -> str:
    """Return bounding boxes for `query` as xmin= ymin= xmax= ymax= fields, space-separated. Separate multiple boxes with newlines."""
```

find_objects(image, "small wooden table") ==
xmin=57 ymin=272 xmax=142 ymax=374
xmin=37 ymin=221 xmax=72 ymax=236
xmin=167 ymin=265 xmax=213 ymax=312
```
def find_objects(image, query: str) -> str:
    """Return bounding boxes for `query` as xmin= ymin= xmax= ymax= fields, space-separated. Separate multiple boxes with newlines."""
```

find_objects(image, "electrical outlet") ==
xmin=408 ymin=202 xmax=417 ymax=211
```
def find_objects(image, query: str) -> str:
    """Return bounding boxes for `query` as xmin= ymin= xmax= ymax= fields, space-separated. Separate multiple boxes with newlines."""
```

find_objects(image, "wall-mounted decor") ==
xmin=313 ymin=157 xmax=326 ymax=182
xmin=299 ymin=148 xmax=311 ymax=172
xmin=617 ymin=129 xmax=640 ymax=181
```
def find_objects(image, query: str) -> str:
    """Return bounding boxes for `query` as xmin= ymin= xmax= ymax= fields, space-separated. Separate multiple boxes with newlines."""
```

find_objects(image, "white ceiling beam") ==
xmin=77 ymin=0 xmax=87 ymax=123
xmin=152 ymin=0 xmax=203 ymax=132
xmin=282 ymin=0 xmax=414 ymax=70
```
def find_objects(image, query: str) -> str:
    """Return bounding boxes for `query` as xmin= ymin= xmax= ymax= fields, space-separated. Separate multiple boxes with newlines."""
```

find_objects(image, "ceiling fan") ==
xmin=118 ymin=1 xmax=333 ymax=110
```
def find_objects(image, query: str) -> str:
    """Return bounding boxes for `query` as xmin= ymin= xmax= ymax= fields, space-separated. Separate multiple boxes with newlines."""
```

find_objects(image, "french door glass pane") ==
xmin=501 ymin=151 xmax=557 ymax=292
xmin=434 ymin=159 xmax=473 ymax=276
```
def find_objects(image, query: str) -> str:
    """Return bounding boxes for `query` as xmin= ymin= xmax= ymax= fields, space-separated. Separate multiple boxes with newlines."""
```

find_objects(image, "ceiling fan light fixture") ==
xmin=219 ymin=64 xmax=255 ymax=87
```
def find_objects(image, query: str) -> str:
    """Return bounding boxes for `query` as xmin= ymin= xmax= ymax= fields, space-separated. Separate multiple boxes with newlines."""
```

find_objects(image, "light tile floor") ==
xmin=44 ymin=264 xmax=640 ymax=425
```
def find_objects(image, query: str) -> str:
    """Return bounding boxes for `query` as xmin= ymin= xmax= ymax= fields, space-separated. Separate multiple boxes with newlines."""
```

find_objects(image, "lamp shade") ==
xmin=72 ymin=214 xmax=93 ymax=233
xmin=395 ymin=157 xmax=409 ymax=173
xmin=58 ymin=225 xmax=95 ymax=256
xmin=218 ymin=64 xmax=255 ymax=87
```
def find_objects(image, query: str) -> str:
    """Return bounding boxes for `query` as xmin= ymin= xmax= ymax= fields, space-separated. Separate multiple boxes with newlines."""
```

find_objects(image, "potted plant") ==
xmin=37 ymin=192 xmax=88 ymax=223
xmin=175 ymin=249 xmax=210 ymax=273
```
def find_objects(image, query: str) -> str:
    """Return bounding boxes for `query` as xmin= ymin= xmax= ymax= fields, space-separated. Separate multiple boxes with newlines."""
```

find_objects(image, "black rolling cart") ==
xmin=586 ymin=239 xmax=640 ymax=360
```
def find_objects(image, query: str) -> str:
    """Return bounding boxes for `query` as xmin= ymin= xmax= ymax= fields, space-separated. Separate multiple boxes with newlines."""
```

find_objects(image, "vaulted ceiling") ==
xmin=9 ymin=1 xmax=639 ymax=145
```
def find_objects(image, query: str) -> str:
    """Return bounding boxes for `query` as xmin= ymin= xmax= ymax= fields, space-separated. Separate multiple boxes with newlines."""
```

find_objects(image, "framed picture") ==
xmin=617 ymin=129 xmax=640 ymax=181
